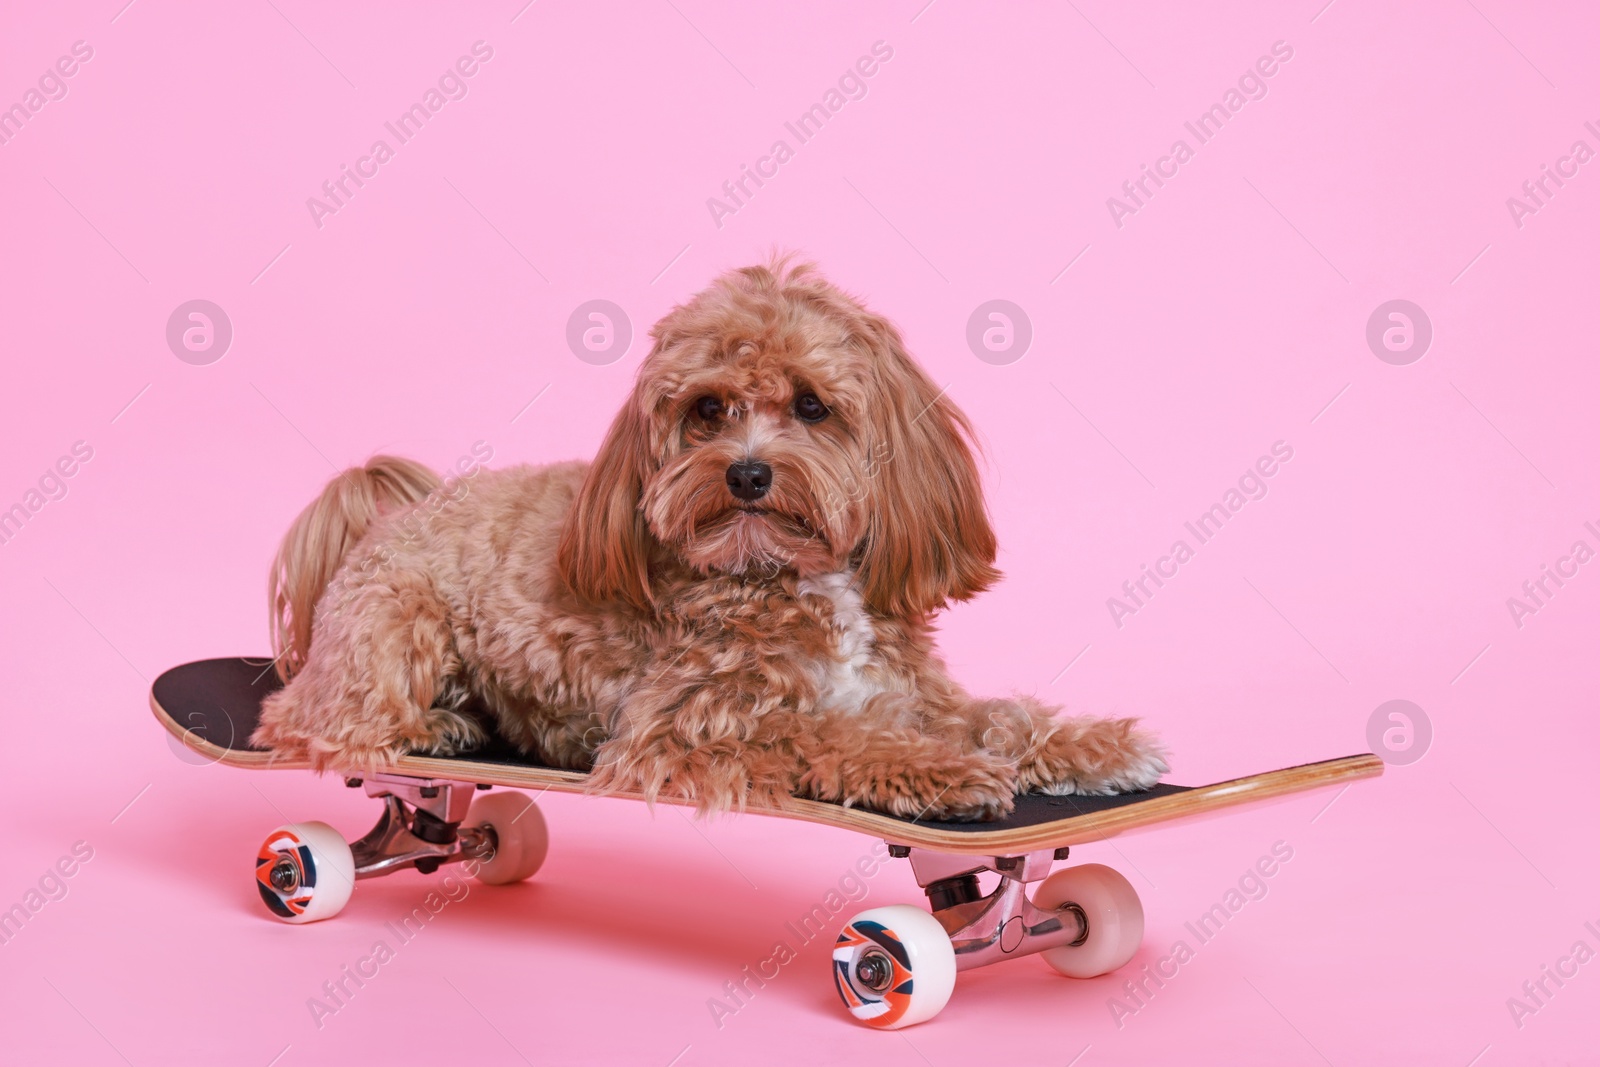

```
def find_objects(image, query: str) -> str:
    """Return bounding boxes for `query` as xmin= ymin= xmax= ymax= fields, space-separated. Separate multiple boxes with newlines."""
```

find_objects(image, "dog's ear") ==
xmin=557 ymin=398 xmax=656 ymax=610
xmin=855 ymin=317 xmax=1000 ymax=619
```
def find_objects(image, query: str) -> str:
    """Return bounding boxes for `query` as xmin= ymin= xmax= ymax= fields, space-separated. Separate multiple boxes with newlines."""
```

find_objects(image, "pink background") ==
xmin=2 ymin=1 xmax=1596 ymax=1063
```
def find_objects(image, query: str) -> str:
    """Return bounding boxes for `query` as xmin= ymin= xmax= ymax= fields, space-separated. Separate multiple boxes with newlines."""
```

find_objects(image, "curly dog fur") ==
xmin=251 ymin=259 xmax=1166 ymax=820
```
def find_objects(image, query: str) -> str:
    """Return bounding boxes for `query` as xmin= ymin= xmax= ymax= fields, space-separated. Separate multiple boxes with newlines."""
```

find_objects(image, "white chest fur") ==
xmin=797 ymin=571 xmax=882 ymax=712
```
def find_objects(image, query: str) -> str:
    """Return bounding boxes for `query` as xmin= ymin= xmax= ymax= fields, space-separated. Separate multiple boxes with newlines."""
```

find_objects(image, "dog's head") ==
xmin=557 ymin=259 xmax=998 ymax=619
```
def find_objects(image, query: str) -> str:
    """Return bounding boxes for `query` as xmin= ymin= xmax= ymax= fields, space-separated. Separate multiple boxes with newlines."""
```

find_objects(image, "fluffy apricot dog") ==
xmin=252 ymin=260 xmax=1166 ymax=820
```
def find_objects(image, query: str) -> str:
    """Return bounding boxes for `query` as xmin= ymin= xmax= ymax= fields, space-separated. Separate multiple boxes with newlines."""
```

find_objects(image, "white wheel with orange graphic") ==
xmin=255 ymin=821 xmax=355 ymax=923
xmin=832 ymin=905 xmax=956 ymax=1029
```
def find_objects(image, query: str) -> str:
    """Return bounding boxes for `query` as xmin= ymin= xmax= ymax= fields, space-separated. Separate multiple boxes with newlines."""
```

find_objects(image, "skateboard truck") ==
xmin=345 ymin=774 xmax=495 ymax=879
xmin=903 ymin=847 xmax=1088 ymax=971
xmin=251 ymin=773 xmax=549 ymax=926
xmin=832 ymin=843 xmax=1144 ymax=1028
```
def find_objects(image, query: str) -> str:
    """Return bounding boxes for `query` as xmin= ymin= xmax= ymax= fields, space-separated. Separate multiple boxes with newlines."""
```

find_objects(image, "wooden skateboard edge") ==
xmin=151 ymin=684 xmax=1384 ymax=856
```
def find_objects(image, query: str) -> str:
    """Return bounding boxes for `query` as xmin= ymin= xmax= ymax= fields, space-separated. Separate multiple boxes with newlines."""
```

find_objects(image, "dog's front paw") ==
xmin=588 ymin=736 xmax=797 ymax=817
xmin=914 ymin=771 xmax=1016 ymax=822
xmin=251 ymin=692 xmax=321 ymax=764
xmin=248 ymin=719 xmax=308 ymax=762
xmin=881 ymin=757 xmax=1018 ymax=823
xmin=251 ymin=721 xmax=406 ymax=774
xmin=1022 ymin=716 xmax=1169 ymax=796
xmin=405 ymin=709 xmax=489 ymax=758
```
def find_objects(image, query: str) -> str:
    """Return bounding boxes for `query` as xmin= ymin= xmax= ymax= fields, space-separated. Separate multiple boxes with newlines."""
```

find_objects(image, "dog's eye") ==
xmin=694 ymin=396 xmax=723 ymax=421
xmin=794 ymin=393 xmax=829 ymax=423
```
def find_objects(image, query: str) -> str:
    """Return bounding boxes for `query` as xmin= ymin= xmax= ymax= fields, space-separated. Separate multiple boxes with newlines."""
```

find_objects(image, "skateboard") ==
xmin=151 ymin=656 xmax=1382 ymax=1029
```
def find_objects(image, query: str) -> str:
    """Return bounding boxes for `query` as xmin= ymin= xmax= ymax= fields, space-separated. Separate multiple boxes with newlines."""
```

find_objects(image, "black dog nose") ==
xmin=726 ymin=460 xmax=772 ymax=501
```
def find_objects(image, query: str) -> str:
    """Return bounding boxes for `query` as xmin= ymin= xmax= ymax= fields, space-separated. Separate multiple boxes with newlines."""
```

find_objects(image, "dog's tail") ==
xmin=269 ymin=456 xmax=440 ymax=682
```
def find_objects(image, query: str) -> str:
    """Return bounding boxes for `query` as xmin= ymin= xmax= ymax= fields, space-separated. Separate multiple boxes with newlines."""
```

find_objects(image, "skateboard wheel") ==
xmin=464 ymin=792 xmax=548 ymax=885
xmin=1032 ymin=864 xmax=1143 ymax=978
xmin=832 ymin=905 xmax=956 ymax=1029
xmin=254 ymin=822 xmax=355 ymax=924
